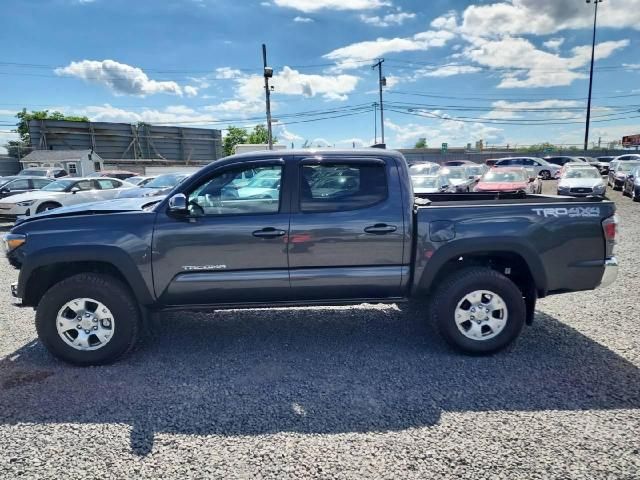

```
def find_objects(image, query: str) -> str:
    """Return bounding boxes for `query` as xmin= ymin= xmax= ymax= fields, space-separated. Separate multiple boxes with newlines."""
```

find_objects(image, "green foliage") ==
xmin=15 ymin=108 xmax=89 ymax=143
xmin=223 ymin=124 xmax=278 ymax=156
xmin=516 ymin=142 xmax=558 ymax=153
xmin=414 ymin=138 xmax=427 ymax=149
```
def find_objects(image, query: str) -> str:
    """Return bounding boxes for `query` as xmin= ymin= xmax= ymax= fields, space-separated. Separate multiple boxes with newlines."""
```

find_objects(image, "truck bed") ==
xmin=415 ymin=192 xmax=609 ymax=207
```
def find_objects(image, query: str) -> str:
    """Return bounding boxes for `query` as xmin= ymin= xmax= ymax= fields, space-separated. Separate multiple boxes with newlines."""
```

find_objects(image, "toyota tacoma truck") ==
xmin=4 ymin=149 xmax=618 ymax=365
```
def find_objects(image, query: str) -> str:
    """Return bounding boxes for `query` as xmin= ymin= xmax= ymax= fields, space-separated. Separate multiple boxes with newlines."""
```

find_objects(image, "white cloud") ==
xmin=82 ymin=104 xmax=216 ymax=124
xmin=359 ymin=11 xmax=416 ymax=27
xmin=215 ymin=67 xmax=244 ymax=79
xmin=484 ymin=99 xmax=582 ymax=120
xmin=415 ymin=64 xmax=482 ymax=78
xmin=274 ymin=124 xmax=303 ymax=143
xmin=0 ymin=130 xmax=19 ymax=154
xmin=543 ymin=37 xmax=564 ymax=51
xmin=385 ymin=118 xmax=504 ymax=148
xmin=235 ymin=66 xmax=360 ymax=101
xmin=623 ymin=64 xmax=640 ymax=71
xmin=272 ymin=0 xmax=390 ymax=13
xmin=430 ymin=11 xmax=458 ymax=31
xmin=463 ymin=36 xmax=629 ymax=88
xmin=203 ymin=99 xmax=264 ymax=117
xmin=184 ymin=86 xmax=199 ymax=97
xmin=54 ymin=60 xmax=194 ymax=97
xmin=461 ymin=0 xmax=640 ymax=36
xmin=293 ymin=16 xmax=314 ymax=22
xmin=324 ymin=30 xmax=455 ymax=69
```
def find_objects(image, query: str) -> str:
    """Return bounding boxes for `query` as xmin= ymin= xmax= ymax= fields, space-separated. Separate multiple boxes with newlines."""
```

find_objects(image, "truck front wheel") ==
xmin=430 ymin=267 xmax=526 ymax=354
xmin=35 ymin=273 xmax=141 ymax=366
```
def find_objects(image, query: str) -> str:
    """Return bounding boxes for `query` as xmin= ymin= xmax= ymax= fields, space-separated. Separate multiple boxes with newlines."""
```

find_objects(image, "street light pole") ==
xmin=372 ymin=59 xmax=386 ymax=146
xmin=584 ymin=0 xmax=602 ymax=152
xmin=262 ymin=43 xmax=274 ymax=150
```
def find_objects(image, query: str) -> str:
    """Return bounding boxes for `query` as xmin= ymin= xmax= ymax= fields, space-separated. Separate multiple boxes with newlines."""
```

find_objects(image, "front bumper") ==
xmin=10 ymin=282 xmax=24 ymax=307
xmin=597 ymin=257 xmax=618 ymax=289
xmin=0 ymin=205 xmax=28 ymax=221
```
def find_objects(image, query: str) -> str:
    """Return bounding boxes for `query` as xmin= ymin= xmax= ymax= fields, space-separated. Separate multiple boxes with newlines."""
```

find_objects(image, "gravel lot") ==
xmin=1 ymin=180 xmax=639 ymax=479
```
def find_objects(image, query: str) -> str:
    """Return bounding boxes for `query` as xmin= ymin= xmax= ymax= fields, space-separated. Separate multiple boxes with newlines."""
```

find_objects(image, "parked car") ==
xmin=18 ymin=167 xmax=68 ymax=178
xmin=4 ymin=148 xmax=618 ymax=365
xmin=559 ymin=161 xmax=591 ymax=177
xmin=88 ymin=170 xmax=138 ymax=180
xmin=595 ymin=156 xmax=615 ymax=175
xmin=557 ymin=166 xmax=606 ymax=197
xmin=442 ymin=160 xmax=475 ymax=167
xmin=0 ymin=177 xmax=135 ymax=220
xmin=0 ymin=176 xmax=54 ymax=199
xmin=608 ymin=161 xmax=640 ymax=190
xmin=116 ymin=172 xmax=191 ymax=198
xmin=234 ymin=175 xmax=281 ymax=199
xmin=411 ymin=175 xmax=448 ymax=194
xmin=524 ymin=168 xmax=543 ymax=194
xmin=409 ymin=162 xmax=440 ymax=177
xmin=622 ymin=165 xmax=640 ymax=201
xmin=484 ymin=159 xmax=500 ymax=167
xmin=474 ymin=167 xmax=539 ymax=194
xmin=440 ymin=167 xmax=476 ymax=192
xmin=493 ymin=157 xmax=560 ymax=179
xmin=466 ymin=164 xmax=489 ymax=181
xmin=543 ymin=156 xmax=586 ymax=167
xmin=126 ymin=176 xmax=157 ymax=187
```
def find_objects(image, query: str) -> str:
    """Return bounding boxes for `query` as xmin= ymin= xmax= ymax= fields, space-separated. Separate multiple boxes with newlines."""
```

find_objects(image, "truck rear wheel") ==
xmin=35 ymin=273 xmax=141 ymax=366
xmin=430 ymin=267 xmax=526 ymax=354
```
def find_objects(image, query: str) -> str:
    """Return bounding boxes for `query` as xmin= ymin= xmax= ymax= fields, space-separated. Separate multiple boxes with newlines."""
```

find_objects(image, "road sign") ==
xmin=441 ymin=142 xmax=448 ymax=153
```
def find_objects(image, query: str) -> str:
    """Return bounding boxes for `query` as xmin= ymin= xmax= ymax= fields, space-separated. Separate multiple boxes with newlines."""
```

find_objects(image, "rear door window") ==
xmin=299 ymin=162 xmax=387 ymax=213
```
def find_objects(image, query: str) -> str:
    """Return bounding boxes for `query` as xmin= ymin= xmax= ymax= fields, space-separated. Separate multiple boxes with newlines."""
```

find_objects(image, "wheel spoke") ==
xmin=466 ymin=322 xmax=483 ymax=339
xmin=56 ymin=298 xmax=115 ymax=351
xmin=486 ymin=317 xmax=506 ymax=333
xmin=72 ymin=331 xmax=91 ymax=349
xmin=57 ymin=316 xmax=78 ymax=333
xmin=455 ymin=309 xmax=471 ymax=325
xmin=94 ymin=329 xmax=111 ymax=345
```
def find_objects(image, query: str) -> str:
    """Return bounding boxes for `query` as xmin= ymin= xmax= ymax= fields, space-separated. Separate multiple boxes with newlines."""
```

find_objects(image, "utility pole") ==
xmin=262 ymin=43 xmax=274 ymax=150
xmin=584 ymin=0 xmax=603 ymax=152
xmin=372 ymin=59 xmax=386 ymax=146
xmin=373 ymin=102 xmax=378 ymax=143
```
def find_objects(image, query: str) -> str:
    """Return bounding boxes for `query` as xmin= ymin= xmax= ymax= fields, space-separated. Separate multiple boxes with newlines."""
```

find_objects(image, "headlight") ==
xmin=635 ymin=178 xmax=640 ymax=186
xmin=593 ymin=185 xmax=605 ymax=192
xmin=558 ymin=185 xmax=570 ymax=191
xmin=3 ymin=233 xmax=26 ymax=253
xmin=16 ymin=200 xmax=35 ymax=207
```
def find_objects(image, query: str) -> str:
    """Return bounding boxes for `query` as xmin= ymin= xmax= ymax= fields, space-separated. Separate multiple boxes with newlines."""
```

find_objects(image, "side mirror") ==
xmin=70 ymin=187 xmax=80 ymax=194
xmin=168 ymin=193 xmax=188 ymax=213
xmin=0 ymin=187 xmax=8 ymax=193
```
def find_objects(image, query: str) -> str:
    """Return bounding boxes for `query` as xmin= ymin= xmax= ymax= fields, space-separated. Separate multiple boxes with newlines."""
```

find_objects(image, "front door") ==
xmin=152 ymin=161 xmax=291 ymax=306
xmin=287 ymin=157 xmax=407 ymax=300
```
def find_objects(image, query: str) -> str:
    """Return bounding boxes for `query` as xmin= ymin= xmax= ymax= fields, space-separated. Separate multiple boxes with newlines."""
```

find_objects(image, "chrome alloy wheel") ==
xmin=56 ymin=298 xmax=115 ymax=351
xmin=454 ymin=290 xmax=508 ymax=341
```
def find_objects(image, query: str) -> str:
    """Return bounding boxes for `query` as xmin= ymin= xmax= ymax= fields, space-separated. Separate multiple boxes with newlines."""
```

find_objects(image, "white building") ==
xmin=20 ymin=150 xmax=104 ymax=177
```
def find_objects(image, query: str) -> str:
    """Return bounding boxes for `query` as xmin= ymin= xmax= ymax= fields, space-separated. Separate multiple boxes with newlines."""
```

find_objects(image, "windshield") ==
xmin=443 ymin=168 xmax=465 ymax=180
xmin=410 ymin=164 xmax=439 ymax=175
xmin=564 ymin=168 xmax=601 ymax=179
xmin=0 ymin=177 xmax=15 ymax=188
xmin=482 ymin=170 xmax=527 ymax=182
xmin=467 ymin=166 xmax=485 ymax=175
xmin=145 ymin=173 xmax=188 ymax=189
xmin=618 ymin=162 xmax=640 ymax=173
xmin=412 ymin=176 xmax=439 ymax=188
xmin=41 ymin=179 xmax=75 ymax=192
xmin=19 ymin=169 xmax=48 ymax=176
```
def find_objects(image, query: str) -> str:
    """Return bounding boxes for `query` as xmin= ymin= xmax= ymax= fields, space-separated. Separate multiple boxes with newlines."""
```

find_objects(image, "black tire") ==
xmin=36 ymin=202 xmax=61 ymax=214
xmin=35 ymin=273 xmax=141 ymax=366
xmin=540 ymin=170 xmax=551 ymax=180
xmin=430 ymin=267 xmax=526 ymax=354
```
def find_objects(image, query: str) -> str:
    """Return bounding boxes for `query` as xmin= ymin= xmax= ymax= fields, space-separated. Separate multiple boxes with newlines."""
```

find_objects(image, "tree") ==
xmin=414 ymin=138 xmax=427 ymax=149
xmin=247 ymin=124 xmax=274 ymax=144
xmin=4 ymin=109 xmax=89 ymax=158
xmin=223 ymin=126 xmax=248 ymax=157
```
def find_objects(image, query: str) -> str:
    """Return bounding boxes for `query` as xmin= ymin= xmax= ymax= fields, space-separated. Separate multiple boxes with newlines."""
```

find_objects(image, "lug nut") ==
xmin=84 ymin=329 xmax=90 ymax=334
xmin=93 ymin=326 xmax=98 ymax=330
xmin=77 ymin=325 xmax=81 ymax=329
xmin=470 ymin=315 xmax=475 ymax=320
xmin=93 ymin=318 xmax=98 ymax=323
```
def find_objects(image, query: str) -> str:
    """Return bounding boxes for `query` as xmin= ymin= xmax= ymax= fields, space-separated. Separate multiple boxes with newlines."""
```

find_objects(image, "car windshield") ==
xmin=127 ymin=176 xmax=144 ymax=185
xmin=19 ymin=169 xmax=48 ymax=176
xmin=618 ymin=162 xmax=640 ymax=173
xmin=443 ymin=168 xmax=465 ymax=180
xmin=0 ymin=177 xmax=15 ymax=187
xmin=145 ymin=173 xmax=188 ymax=189
xmin=41 ymin=179 xmax=75 ymax=191
xmin=597 ymin=157 xmax=612 ymax=163
xmin=410 ymin=164 xmax=439 ymax=175
xmin=483 ymin=170 xmax=526 ymax=182
xmin=467 ymin=166 xmax=485 ymax=175
xmin=412 ymin=176 xmax=439 ymax=188
xmin=564 ymin=169 xmax=601 ymax=179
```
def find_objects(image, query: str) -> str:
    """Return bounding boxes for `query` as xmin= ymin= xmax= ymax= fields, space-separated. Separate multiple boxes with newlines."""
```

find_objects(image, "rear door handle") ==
xmin=364 ymin=223 xmax=397 ymax=234
xmin=252 ymin=227 xmax=287 ymax=238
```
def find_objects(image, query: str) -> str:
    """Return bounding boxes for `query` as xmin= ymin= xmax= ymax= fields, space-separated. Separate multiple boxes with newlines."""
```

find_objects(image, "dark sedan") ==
xmin=622 ymin=165 xmax=640 ymax=202
xmin=0 ymin=176 xmax=54 ymax=199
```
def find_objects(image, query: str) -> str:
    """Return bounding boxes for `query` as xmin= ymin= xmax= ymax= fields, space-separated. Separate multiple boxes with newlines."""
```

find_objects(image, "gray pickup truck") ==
xmin=4 ymin=149 xmax=618 ymax=365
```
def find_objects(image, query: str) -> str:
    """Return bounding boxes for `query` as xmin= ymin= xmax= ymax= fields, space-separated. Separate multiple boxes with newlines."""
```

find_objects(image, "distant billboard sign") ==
xmin=622 ymin=134 xmax=640 ymax=147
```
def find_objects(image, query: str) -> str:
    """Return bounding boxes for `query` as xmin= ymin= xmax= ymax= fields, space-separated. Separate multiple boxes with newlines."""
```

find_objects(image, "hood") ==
xmin=476 ymin=181 xmax=527 ymax=191
xmin=448 ymin=178 xmax=467 ymax=186
xmin=0 ymin=190 xmax=62 ymax=204
xmin=116 ymin=187 xmax=171 ymax=199
xmin=16 ymin=196 xmax=163 ymax=225
xmin=558 ymin=178 xmax=605 ymax=188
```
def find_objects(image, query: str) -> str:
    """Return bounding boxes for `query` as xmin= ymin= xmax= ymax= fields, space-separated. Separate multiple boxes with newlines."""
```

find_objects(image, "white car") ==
xmin=409 ymin=162 xmax=440 ymax=177
xmin=0 ymin=177 xmax=136 ymax=220
xmin=557 ymin=166 xmax=606 ymax=197
xmin=411 ymin=175 xmax=448 ymax=194
xmin=493 ymin=157 xmax=561 ymax=179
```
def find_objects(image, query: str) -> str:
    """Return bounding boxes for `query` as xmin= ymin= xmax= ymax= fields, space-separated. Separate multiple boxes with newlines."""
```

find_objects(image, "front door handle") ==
xmin=364 ymin=223 xmax=397 ymax=234
xmin=252 ymin=227 xmax=287 ymax=238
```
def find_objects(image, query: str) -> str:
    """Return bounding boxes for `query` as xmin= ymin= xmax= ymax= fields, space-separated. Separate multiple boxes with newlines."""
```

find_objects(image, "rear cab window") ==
xmin=299 ymin=159 xmax=388 ymax=213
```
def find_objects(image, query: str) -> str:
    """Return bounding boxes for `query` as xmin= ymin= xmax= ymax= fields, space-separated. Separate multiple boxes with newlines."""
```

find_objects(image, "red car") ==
xmin=475 ymin=167 xmax=540 ymax=193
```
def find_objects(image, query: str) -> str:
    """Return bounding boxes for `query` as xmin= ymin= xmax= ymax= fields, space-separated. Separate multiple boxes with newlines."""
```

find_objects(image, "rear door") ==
xmin=288 ymin=156 xmax=407 ymax=300
xmin=152 ymin=159 xmax=291 ymax=305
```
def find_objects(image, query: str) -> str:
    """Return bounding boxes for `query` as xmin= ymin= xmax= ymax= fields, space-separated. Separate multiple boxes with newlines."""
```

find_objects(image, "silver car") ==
xmin=409 ymin=162 xmax=440 ymax=177
xmin=493 ymin=157 xmax=561 ymax=180
xmin=411 ymin=175 xmax=448 ymax=194
xmin=557 ymin=166 xmax=606 ymax=197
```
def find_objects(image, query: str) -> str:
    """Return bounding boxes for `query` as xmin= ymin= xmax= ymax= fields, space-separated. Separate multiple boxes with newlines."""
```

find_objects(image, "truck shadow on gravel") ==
xmin=1 ymin=305 xmax=639 ymax=456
